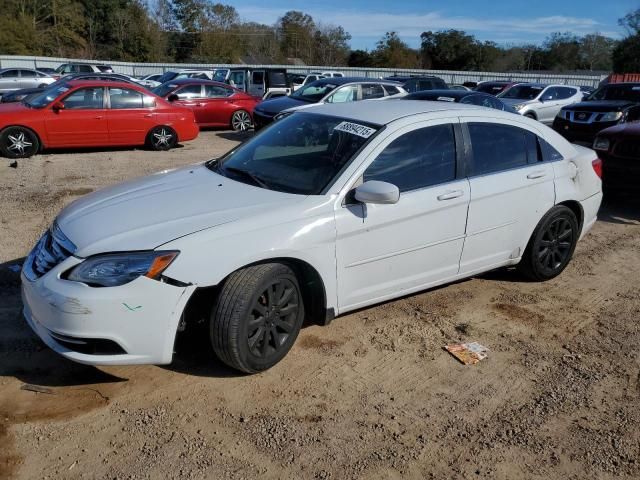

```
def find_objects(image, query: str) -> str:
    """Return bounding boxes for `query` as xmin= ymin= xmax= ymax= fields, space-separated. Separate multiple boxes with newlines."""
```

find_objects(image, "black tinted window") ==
xmin=20 ymin=70 xmax=37 ymax=77
xmin=383 ymin=85 xmax=401 ymax=95
xmin=1 ymin=70 xmax=19 ymax=78
xmin=78 ymin=65 xmax=94 ymax=72
xmin=361 ymin=84 xmax=385 ymax=99
xmin=468 ymin=123 xmax=529 ymax=175
xmin=364 ymin=124 xmax=456 ymax=192
xmin=540 ymin=138 xmax=563 ymax=162
xmin=252 ymin=71 xmax=264 ymax=84
xmin=109 ymin=87 xmax=144 ymax=109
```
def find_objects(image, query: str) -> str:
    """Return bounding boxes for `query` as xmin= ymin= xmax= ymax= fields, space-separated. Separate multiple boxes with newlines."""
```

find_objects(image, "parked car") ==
xmin=0 ymin=80 xmax=199 ymax=159
xmin=0 ymin=68 xmax=55 ymax=95
xmin=54 ymin=63 xmax=107 ymax=77
xmin=449 ymin=85 xmax=471 ymax=91
xmin=400 ymin=76 xmax=448 ymax=93
xmin=225 ymin=68 xmax=291 ymax=99
xmin=310 ymin=71 xmax=343 ymax=78
xmin=34 ymin=67 xmax=57 ymax=75
xmin=140 ymin=73 xmax=163 ymax=83
xmin=155 ymin=70 xmax=216 ymax=85
xmin=498 ymin=83 xmax=582 ymax=124
xmin=403 ymin=90 xmax=517 ymax=112
xmin=290 ymin=73 xmax=326 ymax=91
xmin=593 ymin=122 xmax=640 ymax=195
xmin=20 ymin=101 xmax=601 ymax=373
xmin=1 ymin=73 xmax=146 ymax=104
xmin=252 ymin=78 xmax=405 ymax=130
xmin=474 ymin=81 xmax=514 ymax=95
xmin=96 ymin=64 xmax=114 ymax=73
xmin=580 ymin=86 xmax=595 ymax=99
xmin=553 ymin=83 xmax=640 ymax=144
xmin=153 ymin=79 xmax=259 ymax=131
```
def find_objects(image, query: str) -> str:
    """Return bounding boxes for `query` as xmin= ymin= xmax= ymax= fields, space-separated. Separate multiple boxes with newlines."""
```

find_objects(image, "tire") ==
xmin=524 ymin=112 xmax=536 ymax=120
xmin=518 ymin=205 xmax=579 ymax=281
xmin=146 ymin=126 xmax=177 ymax=151
xmin=211 ymin=263 xmax=305 ymax=373
xmin=230 ymin=110 xmax=252 ymax=131
xmin=0 ymin=126 xmax=40 ymax=159
xmin=38 ymin=83 xmax=47 ymax=88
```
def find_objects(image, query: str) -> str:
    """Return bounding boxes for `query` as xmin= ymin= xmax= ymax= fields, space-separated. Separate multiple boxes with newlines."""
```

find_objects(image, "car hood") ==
xmin=254 ymin=95 xmax=309 ymax=116
xmin=56 ymin=164 xmax=302 ymax=257
xmin=561 ymin=100 xmax=638 ymax=112
xmin=598 ymin=121 xmax=640 ymax=138
xmin=500 ymin=98 xmax=536 ymax=106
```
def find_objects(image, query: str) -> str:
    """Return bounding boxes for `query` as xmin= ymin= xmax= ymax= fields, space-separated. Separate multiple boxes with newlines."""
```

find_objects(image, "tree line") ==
xmin=0 ymin=1 xmax=638 ymax=73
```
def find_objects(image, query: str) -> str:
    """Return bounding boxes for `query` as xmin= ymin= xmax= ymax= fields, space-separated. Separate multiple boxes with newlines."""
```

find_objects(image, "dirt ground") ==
xmin=1 ymin=130 xmax=639 ymax=480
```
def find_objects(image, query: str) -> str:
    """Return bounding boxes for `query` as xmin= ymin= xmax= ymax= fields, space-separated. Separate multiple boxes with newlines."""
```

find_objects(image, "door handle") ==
xmin=527 ymin=171 xmax=546 ymax=179
xmin=437 ymin=190 xmax=464 ymax=201
xmin=144 ymin=113 xmax=153 ymax=118
xmin=94 ymin=115 xmax=103 ymax=119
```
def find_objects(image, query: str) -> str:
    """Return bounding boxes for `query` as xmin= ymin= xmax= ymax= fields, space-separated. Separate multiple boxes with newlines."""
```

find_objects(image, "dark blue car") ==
xmin=403 ymin=89 xmax=517 ymax=113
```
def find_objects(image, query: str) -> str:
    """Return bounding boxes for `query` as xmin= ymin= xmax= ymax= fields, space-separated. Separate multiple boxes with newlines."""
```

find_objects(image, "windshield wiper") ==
xmin=222 ymin=166 xmax=271 ymax=189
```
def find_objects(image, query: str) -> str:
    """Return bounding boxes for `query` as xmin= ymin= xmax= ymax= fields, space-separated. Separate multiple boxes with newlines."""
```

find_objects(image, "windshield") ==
xmin=156 ymin=71 xmax=178 ymax=84
xmin=291 ymin=82 xmax=338 ymax=102
xmin=499 ymin=85 xmax=544 ymax=100
xmin=213 ymin=69 xmax=228 ymax=82
xmin=152 ymin=83 xmax=178 ymax=97
xmin=24 ymin=83 xmax=71 ymax=108
xmin=207 ymin=113 xmax=381 ymax=195
xmin=587 ymin=85 xmax=640 ymax=102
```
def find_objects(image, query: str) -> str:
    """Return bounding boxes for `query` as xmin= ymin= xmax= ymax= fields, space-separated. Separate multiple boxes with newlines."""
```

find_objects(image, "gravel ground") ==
xmin=1 ymin=130 xmax=639 ymax=480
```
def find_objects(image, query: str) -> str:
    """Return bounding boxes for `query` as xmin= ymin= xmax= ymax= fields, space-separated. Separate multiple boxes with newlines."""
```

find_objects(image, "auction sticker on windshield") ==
xmin=334 ymin=121 xmax=376 ymax=138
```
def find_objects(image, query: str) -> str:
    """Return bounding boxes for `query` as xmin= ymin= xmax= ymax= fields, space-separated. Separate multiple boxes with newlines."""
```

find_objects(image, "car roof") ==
xmin=162 ymin=79 xmax=231 ymax=87
xmin=301 ymin=99 xmax=508 ymax=125
xmin=511 ymin=82 xmax=549 ymax=88
xmin=66 ymin=80 xmax=145 ymax=89
xmin=312 ymin=77 xmax=399 ymax=86
xmin=406 ymin=89 xmax=484 ymax=100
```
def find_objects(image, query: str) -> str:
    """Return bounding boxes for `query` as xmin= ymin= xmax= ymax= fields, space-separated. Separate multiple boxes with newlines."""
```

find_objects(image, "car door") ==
xmin=335 ymin=120 xmax=470 ymax=311
xmin=537 ymin=87 xmax=563 ymax=123
xmin=458 ymin=119 xmax=555 ymax=275
xmin=170 ymin=84 xmax=206 ymax=123
xmin=250 ymin=70 xmax=265 ymax=98
xmin=106 ymin=87 xmax=158 ymax=145
xmin=44 ymin=86 xmax=109 ymax=147
xmin=228 ymin=71 xmax=246 ymax=92
xmin=0 ymin=70 xmax=20 ymax=93
xmin=201 ymin=84 xmax=236 ymax=125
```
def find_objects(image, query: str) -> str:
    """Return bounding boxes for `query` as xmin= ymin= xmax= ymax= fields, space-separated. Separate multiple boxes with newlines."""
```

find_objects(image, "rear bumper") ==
xmin=579 ymin=191 xmax=603 ymax=240
xmin=21 ymin=256 xmax=195 ymax=365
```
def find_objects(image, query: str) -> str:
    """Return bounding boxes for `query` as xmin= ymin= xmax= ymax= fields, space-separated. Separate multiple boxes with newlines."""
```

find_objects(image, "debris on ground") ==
xmin=20 ymin=384 xmax=55 ymax=395
xmin=444 ymin=342 xmax=489 ymax=365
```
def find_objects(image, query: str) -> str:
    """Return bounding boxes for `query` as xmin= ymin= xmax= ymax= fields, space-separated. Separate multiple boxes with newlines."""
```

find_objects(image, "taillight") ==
xmin=592 ymin=158 xmax=602 ymax=178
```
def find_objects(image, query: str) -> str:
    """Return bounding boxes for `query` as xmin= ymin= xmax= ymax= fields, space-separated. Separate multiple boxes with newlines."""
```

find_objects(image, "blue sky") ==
xmin=231 ymin=0 xmax=637 ymax=50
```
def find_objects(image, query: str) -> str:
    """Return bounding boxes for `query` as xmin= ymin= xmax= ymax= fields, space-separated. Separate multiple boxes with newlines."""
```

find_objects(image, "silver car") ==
xmin=0 ymin=68 xmax=55 ymax=95
xmin=498 ymin=83 xmax=582 ymax=124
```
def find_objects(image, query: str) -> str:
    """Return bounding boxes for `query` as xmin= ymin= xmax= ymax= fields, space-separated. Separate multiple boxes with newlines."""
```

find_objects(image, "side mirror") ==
xmin=167 ymin=93 xmax=178 ymax=102
xmin=52 ymin=101 xmax=64 ymax=112
xmin=354 ymin=180 xmax=400 ymax=205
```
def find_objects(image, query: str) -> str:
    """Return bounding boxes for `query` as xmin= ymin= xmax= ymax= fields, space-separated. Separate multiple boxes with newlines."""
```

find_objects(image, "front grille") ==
xmin=48 ymin=330 xmax=127 ymax=355
xmin=29 ymin=223 xmax=76 ymax=279
xmin=614 ymin=140 xmax=640 ymax=159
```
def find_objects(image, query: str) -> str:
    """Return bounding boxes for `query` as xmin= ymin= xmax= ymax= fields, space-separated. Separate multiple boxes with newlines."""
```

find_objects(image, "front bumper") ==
xmin=252 ymin=111 xmax=274 ymax=130
xmin=579 ymin=191 xmax=603 ymax=240
xmin=552 ymin=118 xmax=619 ymax=144
xmin=21 ymin=256 xmax=195 ymax=366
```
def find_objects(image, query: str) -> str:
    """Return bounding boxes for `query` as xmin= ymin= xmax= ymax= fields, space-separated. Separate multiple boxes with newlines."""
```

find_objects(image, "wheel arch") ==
xmin=523 ymin=110 xmax=537 ymax=120
xmin=0 ymin=124 xmax=44 ymax=151
xmin=556 ymin=199 xmax=584 ymax=233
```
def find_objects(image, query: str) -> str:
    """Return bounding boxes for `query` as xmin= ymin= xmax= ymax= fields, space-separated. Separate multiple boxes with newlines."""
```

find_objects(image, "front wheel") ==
xmin=211 ymin=263 xmax=304 ymax=373
xmin=0 ymin=126 xmax=40 ymax=159
xmin=230 ymin=110 xmax=252 ymax=131
xmin=146 ymin=126 xmax=177 ymax=151
xmin=518 ymin=205 xmax=579 ymax=281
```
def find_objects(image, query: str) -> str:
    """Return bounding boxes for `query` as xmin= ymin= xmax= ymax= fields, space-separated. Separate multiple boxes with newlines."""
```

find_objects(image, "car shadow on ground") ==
xmin=598 ymin=194 xmax=640 ymax=225
xmin=214 ymin=130 xmax=254 ymax=142
xmin=0 ymin=258 xmax=127 ymax=387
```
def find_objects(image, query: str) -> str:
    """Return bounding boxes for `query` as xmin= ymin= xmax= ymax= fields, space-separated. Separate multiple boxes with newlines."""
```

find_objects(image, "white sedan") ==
xmin=21 ymin=101 xmax=603 ymax=373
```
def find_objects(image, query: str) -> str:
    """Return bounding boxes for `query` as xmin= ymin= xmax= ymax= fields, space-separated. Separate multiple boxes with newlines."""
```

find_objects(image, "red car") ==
xmin=152 ymin=79 xmax=260 ymax=131
xmin=0 ymin=80 xmax=199 ymax=159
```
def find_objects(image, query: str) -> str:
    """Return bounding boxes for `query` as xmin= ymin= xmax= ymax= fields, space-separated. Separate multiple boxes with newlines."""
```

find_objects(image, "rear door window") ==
xmin=361 ymin=84 xmax=385 ymax=100
xmin=175 ymin=84 xmax=203 ymax=99
xmin=108 ymin=87 xmax=145 ymax=109
xmin=205 ymin=85 xmax=233 ymax=98
xmin=19 ymin=70 xmax=37 ymax=77
xmin=468 ymin=123 xmax=530 ymax=175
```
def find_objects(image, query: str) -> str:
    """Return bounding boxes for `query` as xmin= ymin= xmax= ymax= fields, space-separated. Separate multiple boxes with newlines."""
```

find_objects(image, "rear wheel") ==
xmin=146 ymin=126 xmax=177 ymax=151
xmin=211 ymin=263 xmax=304 ymax=373
xmin=518 ymin=206 xmax=579 ymax=281
xmin=0 ymin=126 xmax=40 ymax=159
xmin=231 ymin=110 xmax=252 ymax=131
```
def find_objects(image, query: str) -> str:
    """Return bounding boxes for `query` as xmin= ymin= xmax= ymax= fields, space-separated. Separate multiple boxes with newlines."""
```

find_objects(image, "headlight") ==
xmin=593 ymin=137 xmax=610 ymax=151
xmin=599 ymin=111 xmax=623 ymax=122
xmin=67 ymin=251 xmax=178 ymax=287
xmin=513 ymin=103 xmax=526 ymax=111
xmin=274 ymin=111 xmax=293 ymax=121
